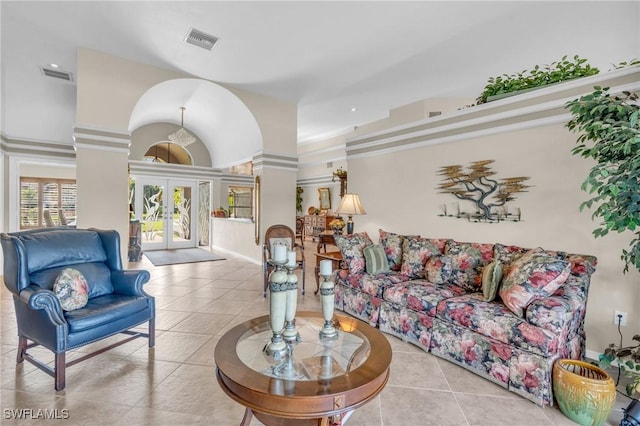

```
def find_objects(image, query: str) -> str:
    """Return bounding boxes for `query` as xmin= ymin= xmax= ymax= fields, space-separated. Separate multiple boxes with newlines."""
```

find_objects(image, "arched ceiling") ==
xmin=129 ymin=78 xmax=262 ymax=169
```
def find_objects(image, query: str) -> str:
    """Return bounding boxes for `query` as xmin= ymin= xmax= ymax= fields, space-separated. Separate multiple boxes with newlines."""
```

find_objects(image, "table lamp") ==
xmin=335 ymin=193 xmax=366 ymax=234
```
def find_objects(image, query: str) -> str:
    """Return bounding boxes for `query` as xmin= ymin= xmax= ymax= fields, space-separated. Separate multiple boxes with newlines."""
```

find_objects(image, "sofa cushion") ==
xmin=499 ymin=248 xmax=571 ymax=317
xmin=400 ymin=236 xmax=447 ymax=279
xmin=445 ymin=241 xmax=494 ymax=291
xmin=30 ymin=262 xmax=115 ymax=299
xmin=425 ymin=255 xmax=455 ymax=284
xmin=64 ymin=294 xmax=150 ymax=333
xmin=363 ymin=244 xmax=390 ymax=275
xmin=335 ymin=232 xmax=373 ymax=274
xmin=378 ymin=229 xmax=405 ymax=271
xmin=383 ymin=280 xmax=467 ymax=317
xmin=436 ymin=293 xmax=560 ymax=357
xmin=335 ymin=269 xmax=405 ymax=298
xmin=53 ymin=268 xmax=89 ymax=311
xmin=493 ymin=243 xmax=530 ymax=275
xmin=482 ymin=260 xmax=503 ymax=302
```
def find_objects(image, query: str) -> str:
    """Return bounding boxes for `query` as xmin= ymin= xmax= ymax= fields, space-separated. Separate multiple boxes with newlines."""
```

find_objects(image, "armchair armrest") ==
xmin=111 ymin=269 xmax=151 ymax=297
xmin=20 ymin=286 xmax=66 ymax=325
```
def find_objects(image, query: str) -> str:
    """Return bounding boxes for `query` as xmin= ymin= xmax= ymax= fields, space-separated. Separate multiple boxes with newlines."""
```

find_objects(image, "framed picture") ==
xmin=318 ymin=187 xmax=331 ymax=210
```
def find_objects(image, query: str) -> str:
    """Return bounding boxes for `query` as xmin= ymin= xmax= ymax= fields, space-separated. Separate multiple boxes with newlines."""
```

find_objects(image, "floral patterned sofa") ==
xmin=333 ymin=230 xmax=596 ymax=406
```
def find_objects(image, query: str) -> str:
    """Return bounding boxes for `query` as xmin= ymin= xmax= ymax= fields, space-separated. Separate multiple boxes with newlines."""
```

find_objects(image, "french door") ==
xmin=135 ymin=178 xmax=196 ymax=251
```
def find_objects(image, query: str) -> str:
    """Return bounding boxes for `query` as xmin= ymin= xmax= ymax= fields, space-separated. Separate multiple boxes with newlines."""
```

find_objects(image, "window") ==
xmin=228 ymin=186 xmax=253 ymax=219
xmin=20 ymin=177 xmax=77 ymax=228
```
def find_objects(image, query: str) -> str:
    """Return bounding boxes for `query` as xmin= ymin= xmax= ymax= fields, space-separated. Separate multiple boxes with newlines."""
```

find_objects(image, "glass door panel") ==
xmin=167 ymin=181 xmax=195 ymax=249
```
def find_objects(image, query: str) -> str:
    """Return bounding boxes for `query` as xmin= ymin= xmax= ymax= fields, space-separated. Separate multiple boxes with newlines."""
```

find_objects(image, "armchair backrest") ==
xmin=264 ymin=225 xmax=295 ymax=256
xmin=1 ymin=228 xmax=122 ymax=298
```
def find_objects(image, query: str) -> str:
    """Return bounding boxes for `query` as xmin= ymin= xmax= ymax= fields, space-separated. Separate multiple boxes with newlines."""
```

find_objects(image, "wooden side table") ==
xmin=317 ymin=231 xmax=337 ymax=253
xmin=315 ymin=251 xmax=343 ymax=294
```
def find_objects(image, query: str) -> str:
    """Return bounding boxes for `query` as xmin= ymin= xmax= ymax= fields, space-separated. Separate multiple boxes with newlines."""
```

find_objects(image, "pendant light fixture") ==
xmin=168 ymin=106 xmax=195 ymax=147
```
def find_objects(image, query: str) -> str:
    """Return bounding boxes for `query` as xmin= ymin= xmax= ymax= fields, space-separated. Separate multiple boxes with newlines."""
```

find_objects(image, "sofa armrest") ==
xmin=111 ymin=269 xmax=151 ymax=297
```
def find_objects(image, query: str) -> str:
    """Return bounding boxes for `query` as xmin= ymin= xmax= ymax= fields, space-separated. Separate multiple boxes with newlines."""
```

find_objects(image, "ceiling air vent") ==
xmin=185 ymin=28 xmax=219 ymax=51
xmin=41 ymin=67 xmax=73 ymax=82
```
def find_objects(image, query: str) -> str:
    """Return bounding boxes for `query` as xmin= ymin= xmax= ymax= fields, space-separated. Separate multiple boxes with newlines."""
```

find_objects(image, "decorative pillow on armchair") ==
xmin=53 ymin=268 xmax=89 ymax=311
xmin=378 ymin=229 xmax=404 ymax=271
xmin=400 ymin=236 xmax=447 ymax=279
xmin=499 ymin=248 xmax=571 ymax=317
xmin=335 ymin=232 xmax=373 ymax=274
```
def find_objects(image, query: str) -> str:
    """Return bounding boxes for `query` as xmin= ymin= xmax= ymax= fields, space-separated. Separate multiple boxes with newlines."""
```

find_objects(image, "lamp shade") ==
xmin=336 ymin=193 xmax=366 ymax=216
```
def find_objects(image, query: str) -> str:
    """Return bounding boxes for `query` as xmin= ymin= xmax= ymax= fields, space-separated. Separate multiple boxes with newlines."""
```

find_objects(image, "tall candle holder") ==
xmin=282 ymin=251 xmax=300 ymax=344
xmin=319 ymin=260 xmax=338 ymax=341
xmin=264 ymin=258 xmax=288 ymax=362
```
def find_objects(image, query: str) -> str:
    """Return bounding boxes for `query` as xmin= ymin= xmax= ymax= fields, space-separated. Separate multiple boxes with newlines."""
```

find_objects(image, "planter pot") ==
xmin=553 ymin=359 xmax=617 ymax=426
xmin=621 ymin=399 xmax=640 ymax=426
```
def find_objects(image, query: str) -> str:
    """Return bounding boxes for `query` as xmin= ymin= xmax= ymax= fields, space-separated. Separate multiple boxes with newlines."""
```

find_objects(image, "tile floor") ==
xmin=0 ymin=240 xmax=633 ymax=425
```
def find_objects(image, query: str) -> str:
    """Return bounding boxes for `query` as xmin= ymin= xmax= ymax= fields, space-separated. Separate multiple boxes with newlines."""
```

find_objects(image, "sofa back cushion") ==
xmin=400 ymin=236 xmax=447 ymax=279
xmin=335 ymin=232 xmax=373 ymax=275
xmin=444 ymin=241 xmax=494 ymax=291
xmin=378 ymin=229 xmax=405 ymax=271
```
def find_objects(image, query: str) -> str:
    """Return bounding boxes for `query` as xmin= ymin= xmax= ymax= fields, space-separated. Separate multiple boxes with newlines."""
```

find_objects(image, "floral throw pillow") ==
xmin=335 ymin=232 xmax=373 ymax=274
xmin=400 ymin=236 xmax=447 ymax=279
xmin=53 ymin=268 xmax=89 ymax=311
xmin=378 ymin=229 xmax=404 ymax=271
xmin=499 ymin=248 xmax=571 ymax=317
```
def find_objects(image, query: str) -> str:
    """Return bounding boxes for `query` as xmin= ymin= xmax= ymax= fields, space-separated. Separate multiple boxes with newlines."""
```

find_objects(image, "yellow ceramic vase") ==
xmin=553 ymin=359 xmax=616 ymax=426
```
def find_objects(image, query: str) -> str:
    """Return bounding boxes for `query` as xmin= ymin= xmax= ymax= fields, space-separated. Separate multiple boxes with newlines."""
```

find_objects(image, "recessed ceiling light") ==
xmin=49 ymin=63 xmax=60 ymax=69
xmin=351 ymin=107 xmax=358 ymax=112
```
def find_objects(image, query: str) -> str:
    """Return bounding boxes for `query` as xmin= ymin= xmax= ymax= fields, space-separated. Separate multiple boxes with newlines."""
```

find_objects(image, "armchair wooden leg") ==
xmin=54 ymin=352 xmax=65 ymax=391
xmin=17 ymin=336 xmax=27 ymax=363
xmin=148 ymin=318 xmax=155 ymax=348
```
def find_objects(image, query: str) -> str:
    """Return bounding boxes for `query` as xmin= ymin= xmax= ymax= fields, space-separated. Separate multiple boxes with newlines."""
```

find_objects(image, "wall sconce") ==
xmin=332 ymin=167 xmax=348 ymax=198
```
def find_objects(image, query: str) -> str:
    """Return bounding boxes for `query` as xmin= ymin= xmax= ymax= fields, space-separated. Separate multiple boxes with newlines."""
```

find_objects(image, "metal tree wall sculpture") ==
xmin=437 ymin=160 xmax=531 ymax=222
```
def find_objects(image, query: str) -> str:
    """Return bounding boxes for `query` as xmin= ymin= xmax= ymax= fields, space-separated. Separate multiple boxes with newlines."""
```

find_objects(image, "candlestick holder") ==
xmin=319 ymin=273 xmax=338 ymax=340
xmin=264 ymin=259 xmax=288 ymax=362
xmin=282 ymin=263 xmax=300 ymax=344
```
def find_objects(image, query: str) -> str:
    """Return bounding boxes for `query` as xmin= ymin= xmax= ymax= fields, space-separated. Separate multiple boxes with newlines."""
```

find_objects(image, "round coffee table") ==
xmin=215 ymin=311 xmax=392 ymax=426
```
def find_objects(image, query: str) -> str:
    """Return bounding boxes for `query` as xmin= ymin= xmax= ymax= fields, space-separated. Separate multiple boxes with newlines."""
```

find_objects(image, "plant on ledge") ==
xmin=476 ymin=55 xmax=599 ymax=104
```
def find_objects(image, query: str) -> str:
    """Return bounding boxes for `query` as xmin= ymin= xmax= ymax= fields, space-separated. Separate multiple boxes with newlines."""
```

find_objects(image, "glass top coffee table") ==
xmin=215 ymin=311 xmax=392 ymax=426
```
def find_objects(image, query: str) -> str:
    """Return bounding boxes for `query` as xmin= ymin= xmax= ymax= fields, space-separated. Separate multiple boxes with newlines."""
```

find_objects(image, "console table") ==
xmin=303 ymin=215 xmax=336 ymax=241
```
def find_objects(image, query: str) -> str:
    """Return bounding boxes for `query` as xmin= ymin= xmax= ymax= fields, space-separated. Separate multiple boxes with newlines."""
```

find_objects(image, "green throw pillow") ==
xmin=363 ymin=244 xmax=390 ymax=275
xmin=482 ymin=260 xmax=503 ymax=302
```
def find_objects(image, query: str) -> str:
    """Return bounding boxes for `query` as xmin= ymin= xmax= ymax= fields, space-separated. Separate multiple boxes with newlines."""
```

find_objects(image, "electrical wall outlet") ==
xmin=614 ymin=310 xmax=628 ymax=326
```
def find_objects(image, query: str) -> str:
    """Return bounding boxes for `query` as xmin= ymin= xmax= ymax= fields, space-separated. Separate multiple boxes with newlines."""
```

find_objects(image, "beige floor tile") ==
xmin=197 ymin=298 xmax=248 ymax=315
xmin=185 ymin=335 xmax=220 ymax=366
xmin=144 ymin=283 xmax=195 ymax=297
xmin=154 ymin=309 xmax=194 ymax=331
xmin=436 ymin=356 xmax=515 ymax=398
xmin=388 ymin=350 xmax=450 ymax=390
xmin=115 ymin=406 xmax=213 ymax=425
xmin=218 ymin=288 xmax=263 ymax=302
xmin=188 ymin=285 xmax=232 ymax=300
xmin=159 ymin=296 xmax=217 ymax=312
xmin=379 ymin=386 xmax=468 ymax=426
xmin=345 ymin=395 xmax=383 ymax=425
xmin=455 ymin=393 xmax=552 ymax=426
xmin=130 ymin=331 xmax=209 ymax=363
xmin=168 ymin=312 xmax=234 ymax=335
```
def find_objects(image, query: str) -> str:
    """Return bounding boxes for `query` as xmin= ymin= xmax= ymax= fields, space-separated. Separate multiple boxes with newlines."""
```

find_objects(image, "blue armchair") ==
xmin=1 ymin=227 xmax=155 ymax=391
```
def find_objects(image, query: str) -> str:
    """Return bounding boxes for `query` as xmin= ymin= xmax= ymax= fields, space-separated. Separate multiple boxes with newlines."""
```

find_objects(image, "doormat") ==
xmin=143 ymin=248 xmax=226 ymax=266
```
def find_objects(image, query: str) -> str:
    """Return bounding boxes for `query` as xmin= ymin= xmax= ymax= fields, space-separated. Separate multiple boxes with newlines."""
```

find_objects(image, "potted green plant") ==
xmin=599 ymin=336 xmax=640 ymax=398
xmin=477 ymin=55 xmax=599 ymax=104
xmin=566 ymin=85 xmax=640 ymax=424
